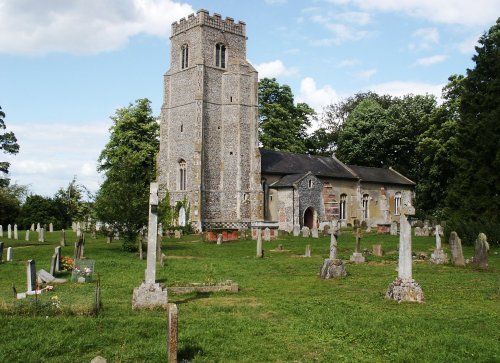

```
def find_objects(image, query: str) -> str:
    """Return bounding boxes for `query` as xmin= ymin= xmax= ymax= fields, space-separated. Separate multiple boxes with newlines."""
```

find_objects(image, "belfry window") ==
xmin=215 ymin=43 xmax=226 ymax=68
xmin=340 ymin=194 xmax=347 ymax=220
xmin=181 ymin=44 xmax=189 ymax=69
xmin=395 ymin=192 xmax=402 ymax=215
xmin=362 ymin=194 xmax=369 ymax=219
xmin=178 ymin=160 xmax=186 ymax=191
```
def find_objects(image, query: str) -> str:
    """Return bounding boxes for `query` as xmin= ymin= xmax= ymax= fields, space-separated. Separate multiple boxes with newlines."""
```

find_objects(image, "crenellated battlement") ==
xmin=171 ymin=9 xmax=246 ymax=37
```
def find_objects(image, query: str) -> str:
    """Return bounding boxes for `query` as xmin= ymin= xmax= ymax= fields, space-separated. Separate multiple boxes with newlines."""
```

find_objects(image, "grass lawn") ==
xmin=0 ymin=229 xmax=499 ymax=362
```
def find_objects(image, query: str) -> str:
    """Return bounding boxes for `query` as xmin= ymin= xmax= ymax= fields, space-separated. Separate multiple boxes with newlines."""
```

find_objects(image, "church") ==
xmin=157 ymin=10 xmax=415 ymax=235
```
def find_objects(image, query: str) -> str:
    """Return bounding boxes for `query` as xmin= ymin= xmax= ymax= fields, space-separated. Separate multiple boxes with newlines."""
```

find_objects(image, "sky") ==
xmin=1 ymin=0 xmax=499 ymax=197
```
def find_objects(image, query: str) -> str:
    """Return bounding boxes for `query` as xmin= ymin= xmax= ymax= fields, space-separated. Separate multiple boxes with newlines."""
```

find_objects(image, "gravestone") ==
xmin=320 ymin=225 xmax=347 ymax=279
xmin=25 ymin=230 xmax=30 ymax=241
xmin=38 ymin=228 xmax=45 ymax=242
xmin=71 ymin=260 xmax=95 ymax=283
xmin=238 ymin=229 xmax=247 ymax=240
xmin=472 ymin=233 xmax=489 ymax=269
xmin=323 ymin=225 xmax=330 ymax=235
xmin=60 ymin=229 xmax=66 ymax=246
xmin=132 ymin=182 xmax=168 ymax=309
xmin=49 ymin=223 xmax=53 ymax=233
xmin=7 ymin=246 xmax=13 ymax=262
xmin=36 ymin=223 xmax=40 ymax=232
xmin=366 ymin=226 xmax=372 ymax=233
xmin=390 ymin=222 xmax=398 ymax=236
xmin=27 ymin=260 xmax=36 ymax=293
xmin=430 ymin=225 xmax=449 ymax=264
xmin=216 ymin=233 xmax=223 ymax=245
xmin=39 ymin=269 xmax=66 ymax=284
xmin=256 ymin=228 xmax=263 ymax=258
xmin=54 ymin=246 xmax=62 ymax=271
xmin=373 ymin=244 xmax=383 ymax=257
xmin=449 ymin=231 xmax=465 ymax=267
xmin=292 ymin=225 xmax=300 ymax=237
xmin=106 ymin=236 xmax=112 ymax=244
xmin=76 ymin=224 xmax=82 ymax=238
xmin=0 ymin=224 xmax=3 ymax=237
xmin=50 ymin=254 xmax=57 ymax=276
xmin=13 ymin=224 xmax=18 ymax=240
xmin=301 ymin=226 xmax=310 ymax=238
xmin=30 ymin=223 xmax=35 ymax=231
xmin=263 ymin=227 xmax=271 ymax=242
xmin=350 ymin=228 xmax=365 ymax=263
xmin=167 ymin=303 xmax=178 ymax=363
xmin=174 ymin=230 xmax=181 ymax=239
xmin=7 ymin=224 xmax=11 ymax=239
xmin=71 ymin=222 xmax=76 ymax=232
xmin=386 ymin=205 xmax=424 ymax=303
xmin=422 ymin=226 xmax=430 ymax=236
xmin=414 ymin=227 xmax=422 ymax=237
xmin=0 ymin=242 xmax=3 ymax=261
xmin=74 ymin=235 xmax=85 ymax=259
xmin=304 ymin=244 xmax=311 ymax=257
xmin=158 ymin=223 xmax=163 ymax=237
xmin=160 ymin=253 xmax=166 ymax=267
xmin=311 ymin=227 xmax=319 ymax=239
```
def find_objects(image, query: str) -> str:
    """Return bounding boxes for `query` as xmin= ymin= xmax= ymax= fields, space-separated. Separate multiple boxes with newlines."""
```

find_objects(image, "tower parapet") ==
xmin=171 ymin=9 xmax=246 ymax=37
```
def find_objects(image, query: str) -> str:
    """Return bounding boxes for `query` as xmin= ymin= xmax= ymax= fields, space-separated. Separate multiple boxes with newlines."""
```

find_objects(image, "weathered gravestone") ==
xmin=390 ymin=222 xmax=398 ymax=236
xmin=13 ymin=224 xmax=18 ymax=240
xmin=449 ymin=231 xmax=465 ymax=267
xmin=158 ymin=223 xmax=163 ymax=237
xmin=174 ymin=230 xmax=181 ymax=239
xmin=320 ymin=224 xmax=347 ymax=279
xmin=216 ymin=233 xmax=223 ymax=245
xmin=471 ymin=233 xmax=489 ymax=269
xmin=6 ymin=246 xmax=13 ymax=261
xmin=60 ymin=229 xmax=66 ymax=246
xmin=322 ymin=225 xmax=330 ymax=235
xmin=50 ymin=255 xmax=58 ymax=276
xmin=36 ymin=223 xmax=40 ymax=232
xmin=430 ymin=225 xmax=448 ymax=264
xmin=25 ymin=229 xmax=30 ymax=241
xmin=301 ymin=226 xmax=310 ymax=238
xmin=38 ymin=228 xmax=45 ymax=242
xmin=256 ymin=228 xmax=263 ymax=258
xmin=373 ymin=244 xmax=383 ymax=257
xmin=350 ymin=228 xmax=365 ymax=263
xmin=414 ymin=227 xmax=422 ymax=237
xmin=0 ymin=242 xmax=4 ymax=262
xmin=74 ymin=234 xmax=85 ymax=259
xmin=304 ymin=244 xmax=311 ymax=257
xmin=27 ymin=260 xmax=37 ymax=293
xmin=293 ymin=225 xmax=300 ymax=237
xmin=0 ymin=224 xmax=3 ymax=237
xmin=132 ymin=182 xmax=168 ymax=309
xmin=311 ymin=227 xmax=319 ymax=239
xmin=30 ymin=223 xmax=34 ymax=231
xmin=263 ymin=227 xmax=271 ymax=242
xmin=49 ymin=223 xmax=53 ymax=233
xmin=39 ymin=269 xmax=66 ymax=284
xmin=238 ymin=229 xmax=247 ymax=240
xmin=7 ymin=224 xmax=11 ymax=239
xmin=167 ymin=303 xmax=178 ymax=363
xmin=386 ymin=205 xmax=424 ymax=303
xmin=54 ymin=246 xmax=62 ymax=271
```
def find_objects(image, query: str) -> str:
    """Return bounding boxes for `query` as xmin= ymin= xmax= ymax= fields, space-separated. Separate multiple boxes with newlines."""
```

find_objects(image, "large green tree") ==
xmin=54 ymin=177 xmax=93 ymax=228
xmin=18 ymin=194 xmax=66 ymax=230
xmin=0 ymin=183 xmax=29 ymax=226
xmin=0 ymin=106 xmax=20 ymax=187
xmin=258 ymin=78 xmax=316 ymax=153
xmin=94 ymin=99 xmax=159 ymax=245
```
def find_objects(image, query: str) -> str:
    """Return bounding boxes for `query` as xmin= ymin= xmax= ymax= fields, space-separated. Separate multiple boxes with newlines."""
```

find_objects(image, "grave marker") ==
xmin=54 ymin=246 xmax=62 ymax=271
xmin=301 ymin=226 xmax=310 ymax=238
xmin=0 ymin=242 xmax=3 ymax=261
xmin=320 ymin=224 xmax=347 ymax=279
xmin=50 ymin=254 xmax=57 ymax=276
xmin=472 ymin=233 xmax=489 ymax=269
xmin=49 ymin=223 xmax=54 ymax=233
xmin=263 ymin=227 xmax=271 ymax=242
xmin=293 ymin=225 xmax=300 ymax=237
xmin=449 ymin=231 xmax=465 ymax=267
xmin=256 ymin=228 xmax=263 ymax=258
xmin=304 ymin=244 xmax=311 ymax=257
xmin=430 ymin=224 xmax=448 ymax=264
xmin=60 ymin=229 xmax=66 ymax=246
xmin=7 ymin=224 xmax=11 ymax=239
xmin=0 ymin=224 xmax=3 ymax=237
xmin=7 ymin=246 xmax=13 ymax=261
xmin=30 ymin=223 xmax=35 ymax=231
xmin=25 ymin=230 xmax=30 ymax=241
xmin=13 ymin=224 xmax=18 ymax=240
xmin=373 ymin=244 xmax=383 ymax=257
xmin=311 ymin=227 xmax=319 ymax=238
xmin=167 ymin=303 xmax=178 ymax=363
xmin=27 ymin=260 xmax=36 ymax=293
xmin=350 ymin=228 xmax=365 ymax=263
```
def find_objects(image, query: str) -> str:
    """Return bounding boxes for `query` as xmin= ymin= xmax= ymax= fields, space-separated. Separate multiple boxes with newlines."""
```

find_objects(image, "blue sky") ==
xmin=1 ymin=0 xmax=499 ymax=197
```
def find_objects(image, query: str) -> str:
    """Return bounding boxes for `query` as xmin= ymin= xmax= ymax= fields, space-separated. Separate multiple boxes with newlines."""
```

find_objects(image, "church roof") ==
xmin=260 ymin=149 xmax=357 ymax=180
xmin=270 ymin=173 xmax=309 ymax=188
xmin=346 ymin=165 xmax=415 ymax=186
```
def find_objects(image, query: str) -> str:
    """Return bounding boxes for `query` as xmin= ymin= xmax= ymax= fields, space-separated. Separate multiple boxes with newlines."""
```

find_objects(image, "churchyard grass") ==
xmin=0 ymin=230 xmax=499 ymax=362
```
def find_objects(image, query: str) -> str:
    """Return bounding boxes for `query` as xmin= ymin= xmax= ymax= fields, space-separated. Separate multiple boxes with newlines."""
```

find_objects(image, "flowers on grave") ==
xmin=60 ymin=256 xmax=74 ymax=271
xmin=73 ymin=265 xmax=93 ymax=277
xmin=45 ymin=285 xmax=54 ymax=292
xmin=50 ymin=295 xmax=61 ymax=309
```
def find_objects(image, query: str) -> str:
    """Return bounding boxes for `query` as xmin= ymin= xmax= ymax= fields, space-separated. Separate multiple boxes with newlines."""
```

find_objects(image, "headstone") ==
xmin=7 ymin=224 xmax=11 ymax=239
xmin=366 ymin=226 xmax=372 ymax=233
xmin=0 ymin=242 xmax=3 ymax=261
xmin=6 ymin=246 xmax=13 ymax=261
xmin=54 ymin=246 xmax=62 ymax=271
xmin=422 ymin=226 xmax=430 ymax=236
xmin=0 ymin=224 xmax=3 ymax=237
xmin=76 ymin=224 xmax=82 ymax=238
xmin=36 ymin=223 xmax=40 ymax=232
xmin=373 ymin=244 xmax=383 ymax=257
xmin=167 ymin=303 xmax=178 ymax=363
xmin=449 ymin=231 xmax=465 ymax=267
xmin=472 ymin=233 xmax=489 ymax=269
xmin=158 ymin=223 xmax=163 ymax=237
xmin=386 ymin=205 xmax=424 ymax=303
xmin=39 ymin=268 xmax=66 ymax=284
xmin=430 ymin=225 xmax=448 ymax=264
xmin=323 ymin=225 xmax=330 ymax=235
xmin=25 ymin=229 xmax=30 ymax=241
xmin=38 ymin=228 xmax=45 ymax=242
xmin=311 ymin=227 xmax=319 ymax=238
xmin=414 ymin=227 xmax=422 ymax=237
xmin=216 ymin=233 xmax=223 ymax=245
xmin=263 ymin=227 xmax=271 ymax=242
xmin=71 ymin=222 xmax=76 ymax=232
xmin=49 ymin=223 xmax=53 ymax=233
xmin=301 ymin=226 xmax=310 ymax=238
xmin=390 ymin=222 xmax=398 ymax=236
xmin=71 ymin=260 xmax=95 ymax=283
xmin=132 ymin=182 xmax=168 ymax=309
xmin=304 ymin=244 xmax=311 ymax=257
xmin=160 ymin=253 xmax=166 ymax=267
xmin=293 ymin=225 xmax=300 ymax=237
xmin=238 ymin=229 xmax=247 ymax=239
xmin=31 ymin=223 xmax=35 ymax=231
xmin=60 ymin=229 xmax=66 ymax=246
xmin=106 ymin=236 xmax=112 ymax=244
xmin=255 ymin=229 xmax=263 ymax=258
xmin=27 ymin=260 xmax=36 ymax=293
xmin=174 ymin=230 xmax=181 ymax=239
xmin=350 ymin=228 xmax=365 ymax=263
xmin=50 ymin=254 xmax=57 ymax=276
xmin=13 ymin=224 xmax=18 ymax=240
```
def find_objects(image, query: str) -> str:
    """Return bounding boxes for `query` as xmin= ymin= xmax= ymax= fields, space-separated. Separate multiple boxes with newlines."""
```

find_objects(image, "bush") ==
xmin=445 ymin=215 xmax=500 ymax=247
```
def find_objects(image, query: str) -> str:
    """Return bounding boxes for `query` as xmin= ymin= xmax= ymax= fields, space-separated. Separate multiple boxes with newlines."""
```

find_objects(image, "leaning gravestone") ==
xmin=7 ymin=246 xmax=13 ymax=262
xmin=301 ymin=226 xmax=310 ymax=238
xmin=386 ymin=205 xmax=424 ymax=303
xmin=350 ymin=228 xmax=365 ymax=263
xmin=293 ymin=225 xmax=300 ymax=237
xmin=54 ymin=246 xmax=62 ymax=271
xmin=38 ymin=269 xmax=66 ymax=284
xmin=13 ymin=224 xmax=18 ymax=240
xmin=320 ymin=225 xmax=347 ymax=279
xmin=449 ymin=231 xmax=465 ymax=267
xmin=472 ymin=233 xmax=489 ymax=269
xmin=430 ymin=225 xmax=449 ymax=264
xmin=311 ymin=227 xmax=319 ymax=239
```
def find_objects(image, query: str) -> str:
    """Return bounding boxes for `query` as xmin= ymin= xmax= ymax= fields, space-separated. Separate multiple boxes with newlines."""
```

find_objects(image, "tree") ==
xmin=18 ymin=195 xmax=65 ymax=230
xmin=0 ymin=183 xmax=29 ymax=226
xmin=54 ymin=176 xmax=94 ymax=228
xmin=258 ymin=78 xmax=316 ymax=153
xmin=0 ymin=106 xmax=20 ymax=187
xmin=94 ymin=99 xmax=159 ymax=246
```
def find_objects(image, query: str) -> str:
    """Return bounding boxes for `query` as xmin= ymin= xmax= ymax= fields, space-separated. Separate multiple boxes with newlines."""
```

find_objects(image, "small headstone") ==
xmin=256 ymin=229 xmax=263 ymax=258
xmin=373 ymin=244 xmax=383 ymax=257
xmin=160 ymin=253 xmax=166 ymax=267
xmin=158 ymin=223 xmax=163 ymax=237
xmin=60 ymin=229 xmax=66 ymax=246
xmin=449 ymin=231 xmax=465 ymax=267
xmin=263 ymin=227 xmax=271 ymax=242
xmin=7 ymin=246 xmax=13 ymax=261
xmin=304 ymin=244 xmax=311 ymax=257
xmin=293 ymin=225 xmax=300 ymax=237
xmin=277 ymin=244 xmax=284 ymax=251
xmin=7 ymin=224 xmax=11 ymax=239
xmin=0 ymin=224 xmax=3 ymax=237
xmin=216 ymin=233 xmax=223 ymax=245
xmin=106 ymin=236 xmax=112 ymax=244
xmin=167 ymin=303 xmax=178 ymax=363
xmin=422 ymin=226 xmax=430 ymax=236
xmin=311 ymin=227 xmax=319 ymax=239
xmin=0 ymin=242 xmax=4 ymax=261
xmin=54 ymin=246 xmax=62 ymax=271
xmin=25 ymin=230 xmax=30 ymax=241
xmin=174 ymin=230 xmax=181 ymax=239
xmin=36 ymin=223 xmax=40 ymax=232
xmin=49 ymin=223 xmax=53 ymax=233
xmin=390 ymin=222 xmax=398 ymax=236
xmin=50 ymin=254 xmax=57 ymax=276
xmin=414 ymin=227 xmax=422 ymax=236
xmin=472 ymin=233 xmax=489 ymax=269
xmin=323 ymin=225 xmax=330 ymax=235
xmin=13 ymin=224 xmax=18 ymax=240
xmin=320 ymin=258 xmax=347 ymax=279
xmin=301 ymin=226 xmax=310 ymax=238
xmin=366 ymin=226 xmax=372 ymax=233
xmin=27 ymin=260 xmax=36 ymax=293
xmin=71 ymin=222 xmax=76 ymax=232
xmin=30 ymin=223 xmax=35 ymax=231
xmin=38 ymin=228 xmax=45 ymax=242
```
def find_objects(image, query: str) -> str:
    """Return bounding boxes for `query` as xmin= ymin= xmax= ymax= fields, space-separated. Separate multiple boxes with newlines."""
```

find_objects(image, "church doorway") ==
xmin=304 ymin=207 xmax=315 ymax=229
xmin=178 ymin=207 xmax=186 ymax=227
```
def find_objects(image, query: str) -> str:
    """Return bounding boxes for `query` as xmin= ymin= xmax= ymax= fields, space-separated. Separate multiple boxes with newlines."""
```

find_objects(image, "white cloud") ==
xmin=0 ymin=0 xmax=194 ymax=55
xmin=340 ymin=11 xmax=371 ymax=26
xmin=336 ymin=59 xmax=361 ymax=68
xmin=254 ymin=60 xmax=298 ymax=79
xmin=409 ymin=28 xmax=439 ymax=50
xmin=297 ymin=77 xmax=340 ymax=112
xmin=366 ymin=81 xmax=443 ymax=100
xmin=356 ymin=68 xmax=377 ymax=80
xmin=415 ymin=55 xmax=447 ymax=66
xmin=310 ymin=13 xmax=369 ymax=45
xmin=330 ymin=0 xmax=500 ymax=27
xmin=457 ymin=35 xmax=480 ymax=54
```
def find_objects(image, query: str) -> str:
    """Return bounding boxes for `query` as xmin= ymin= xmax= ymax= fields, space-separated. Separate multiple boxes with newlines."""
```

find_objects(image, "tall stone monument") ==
xmin=132 ymin=182 xmax=168 ymax=309
xmin=386 ymin=205 xmax=424 ymax=303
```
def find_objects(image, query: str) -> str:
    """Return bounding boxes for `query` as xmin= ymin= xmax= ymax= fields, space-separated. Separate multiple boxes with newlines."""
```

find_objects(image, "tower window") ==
xmin=181 ymin=44 xmax=189 ymax=69
xmin=215 ymin=43 xmax=226 ymax=68
xmin=395 ymin=192 xmax=402 ymax=215
xmin=340 ymin=194 xmax=347 ymax=220
xmin=178 ymin=159 xmax=186 ymax=191
xmin=308 ymin=179 xmax=313 ymax=188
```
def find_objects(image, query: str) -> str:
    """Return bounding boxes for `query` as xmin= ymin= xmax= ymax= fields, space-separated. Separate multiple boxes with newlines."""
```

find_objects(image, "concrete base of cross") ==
xmin=386 ymin=278 xmax=424 ymax=303
xmin=132 ymin=282 xmax=168 ymax=309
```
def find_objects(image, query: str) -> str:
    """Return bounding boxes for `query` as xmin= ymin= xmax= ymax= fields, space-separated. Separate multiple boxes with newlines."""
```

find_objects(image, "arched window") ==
xmin=340 ymin=194 xmax=347 ymax=220
xmin=362 ymin=194 xmax=369 ymax=219
xmin=178 ymin=160 xmax=186 ymax=191
xmin=181 ymin=44 xmax=189 ymax=69
xmin=215 ymin=43 xmax=226 ymax=68
xmin=395 ymin=192 xmax=402 ymax=215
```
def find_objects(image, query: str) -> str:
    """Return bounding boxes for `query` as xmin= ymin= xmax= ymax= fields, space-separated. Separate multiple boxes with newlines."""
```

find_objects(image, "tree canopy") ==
xmin=0 ymin=106 xmax=20 ymax=187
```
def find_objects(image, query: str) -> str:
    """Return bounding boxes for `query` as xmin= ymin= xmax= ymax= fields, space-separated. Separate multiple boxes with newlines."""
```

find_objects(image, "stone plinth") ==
xmin=430 ymin=248 xmax=449 ymax=264
xmin=320 ymin=259 xmax=347 ymax=279
xmin=350 ymin=252 xmax=365 ymax=263
xmin=132 ymin=282 xmax=168 ymax=309
xmin=386 ymin=278 xmax=424 ymax=303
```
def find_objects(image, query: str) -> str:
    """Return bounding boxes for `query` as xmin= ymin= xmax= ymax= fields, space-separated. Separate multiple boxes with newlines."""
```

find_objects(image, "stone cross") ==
xmin=7 ymin=224 xmax=11 ymax=239
xmin=25 ymin=230 xmax=30 ymax=241
xmin=7 ymin=246 xmax=13 ymax=262
xmin=49 ymin=223 xmax=54 ymax=233
xmin=397 ymin=211 xmax=413 ymax=280
xmin=27 ymin=259 xmax=36 ymax=293
xmin=430 ymin=224 xmax=448 ymax=264
xmin=472 ymin=233 xmax=489 ymax=269
xmin=350 ymin=227 xmax=365 ymax=263
xmin=256 ymin=228 xmax=263 ymax=258
xmin=0 ymin=242 xmax=3 ymax=261
xmin=13 ymin=224 xmax=18 ymax=240
xmin=449 ymin=231 xmax=465 ymax=267
xmin=167 ymin=303 xmax=178 ymax=363
xmin=329 ymin=229 xmax=338 ymax=260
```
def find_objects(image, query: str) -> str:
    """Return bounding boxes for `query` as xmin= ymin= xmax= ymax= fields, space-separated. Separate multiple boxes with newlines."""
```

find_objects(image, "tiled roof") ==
xmin=347 ymin=165 xmax=415 ymax=185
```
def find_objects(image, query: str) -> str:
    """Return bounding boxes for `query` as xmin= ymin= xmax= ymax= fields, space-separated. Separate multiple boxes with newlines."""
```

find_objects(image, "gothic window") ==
xmin=340 ymin=194 xmax=347 ymax=220
xmin=215 ymin=43 xmax=226 ymax=68
xmin=181 ymin=44 xmax=189 ymax=69
xmin=395 ymin=192 xmax=402 ymax=215
xmin=178 ymin=160 xmax=186 ymax=191
xmin=362 ymin=194 xmax=369 ymax=219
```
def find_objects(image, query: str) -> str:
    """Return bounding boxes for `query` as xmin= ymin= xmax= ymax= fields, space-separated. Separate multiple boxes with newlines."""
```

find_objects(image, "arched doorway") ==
xmin=178 ymin=207 xmax=186 ymax=227
xmin=304 ymin=207 xmax=315 ymax=229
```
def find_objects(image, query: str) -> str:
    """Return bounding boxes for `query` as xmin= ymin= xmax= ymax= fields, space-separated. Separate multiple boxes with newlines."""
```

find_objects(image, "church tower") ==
xmin=158 ymin=10 xmax=263 ymax=232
